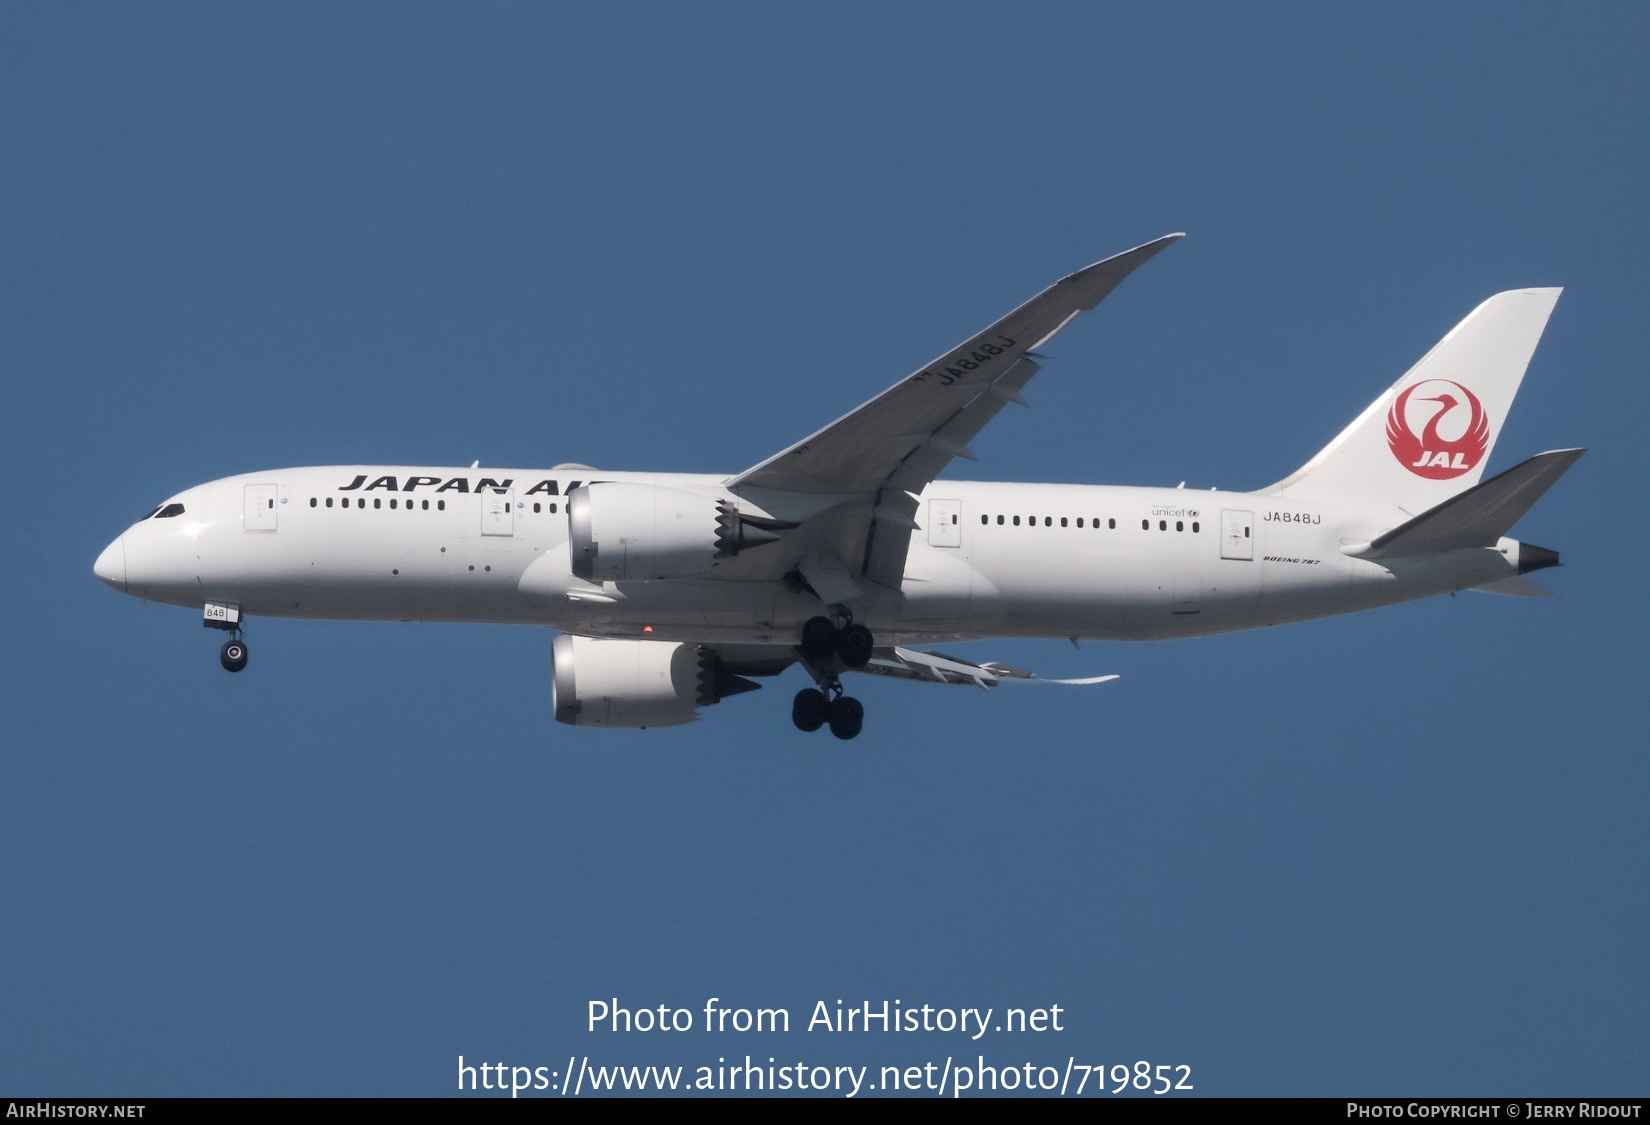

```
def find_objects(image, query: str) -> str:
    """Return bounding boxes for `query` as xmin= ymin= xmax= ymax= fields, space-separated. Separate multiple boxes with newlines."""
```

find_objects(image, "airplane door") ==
xmin=481 ymin=489 xmax=515 ymax=537
xmin=927 ymin=499 xmax=962 ymax=547
xmin=1220 ymin=509 xmax=1253 ymax=560
xmin=244 ymin=483 xmax=279 ymax=531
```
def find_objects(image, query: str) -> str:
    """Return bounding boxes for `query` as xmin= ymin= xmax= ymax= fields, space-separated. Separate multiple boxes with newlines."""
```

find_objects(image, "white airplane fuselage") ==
xmin=97 ymin=465 xmax=1523 ymax=646
xmin=90 ymin=243 xmax=1577 ymax=736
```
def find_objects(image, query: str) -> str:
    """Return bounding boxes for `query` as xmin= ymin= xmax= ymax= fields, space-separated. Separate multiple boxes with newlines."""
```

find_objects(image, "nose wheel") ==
xmin=220 ymin=634 xmax=249 ymax=673
xmin=203 ymin=604 xmax=248 ymax=673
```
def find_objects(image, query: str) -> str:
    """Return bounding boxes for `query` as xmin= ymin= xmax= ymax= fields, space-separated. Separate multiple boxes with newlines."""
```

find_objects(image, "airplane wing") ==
xmin=852 ymin=646 xmax=1120 ymax=689
xmin=726 ymin=233 xmax=1182 ymax=595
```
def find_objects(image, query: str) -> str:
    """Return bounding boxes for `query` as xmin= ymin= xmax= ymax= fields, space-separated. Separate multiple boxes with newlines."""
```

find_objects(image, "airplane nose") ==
xmin=94 ymin=536 xmax=127 ymax=591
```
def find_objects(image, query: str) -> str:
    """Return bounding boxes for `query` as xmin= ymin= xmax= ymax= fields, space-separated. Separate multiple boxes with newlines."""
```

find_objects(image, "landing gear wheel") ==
xmin=791 ymin=688 xmax=828 ymax=732
xmin=220 ymin=639 xmax=248 ymax=673
xmin=799 ymin=615 xmax=838 ymax=660
xmin=836 ymin=623 xmax=874 ymax=668
xmin=827 ymin=696 xmax=864 ymax=740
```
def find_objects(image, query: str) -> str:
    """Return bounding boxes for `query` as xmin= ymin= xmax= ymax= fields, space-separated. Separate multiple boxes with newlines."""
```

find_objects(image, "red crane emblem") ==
xmin=1386 ymin=379 xmax=1489 ymax=480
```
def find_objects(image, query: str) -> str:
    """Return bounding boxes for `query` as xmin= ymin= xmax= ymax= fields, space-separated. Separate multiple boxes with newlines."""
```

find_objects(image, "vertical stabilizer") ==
xmin=1270 ymin=288 xmax=1560 ymax=513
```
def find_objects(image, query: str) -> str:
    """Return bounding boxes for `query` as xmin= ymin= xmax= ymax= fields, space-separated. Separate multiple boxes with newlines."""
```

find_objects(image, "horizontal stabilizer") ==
xmin=1350 ymin=448 xmax=1584 ymax=560
xmin=1472 ymin=575 xmax=1554 ymax=598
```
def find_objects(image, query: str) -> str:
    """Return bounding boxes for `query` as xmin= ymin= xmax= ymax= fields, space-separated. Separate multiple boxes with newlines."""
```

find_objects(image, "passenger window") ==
xmin=309 ymin=498 xmax=316 ymax=507
xmin=1012 ymin=516 xmax=1020 ymax=526
xmin=1076 ymin=518 xmax=1084 ymax=528
xmin=536 ymin=503 xmax=543 ymax=514
xmin=422 ymin=500 xmax=429 ymax=510
xmin=1044 ymin=517 xmax=1052 ymax=527
xmin=374 ymin=499 xmax=381 ymax=509
xmin=996 ymin=515 xmax=1004 ymax=525
xmin=1176 ymin=521 xmax=1183 ymax=532
xmin=1159 ymin=520 xmax=1166 ymax=531
xmin=1109 ymin=519 xmax=1116 ymax=529
xmin=326 ymin=497 xmax=333 ymax=508
xmin=1142 ymin=519 xmax=1149 ymax=530
xmin=438 ymin=500 xmax=446 ymax=511
xmin=1060 ymin=517 xmax=1067 ymax=527
xmin=1193 ymin=521 xmax=1200 ymax=533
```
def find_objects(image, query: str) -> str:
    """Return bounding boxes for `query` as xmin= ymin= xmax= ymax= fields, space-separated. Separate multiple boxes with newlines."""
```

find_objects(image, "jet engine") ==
xmin=566 ymin=482 xmax=780 ymax=583
xmin=551 ymin=635 xmax=760 ymax=728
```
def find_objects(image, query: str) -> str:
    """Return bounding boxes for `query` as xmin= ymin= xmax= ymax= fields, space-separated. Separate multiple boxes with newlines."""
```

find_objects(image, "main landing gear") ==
xmin=791 ymin=686 xmax=864 ymax=740
xmin=799 ymin=614 xmax=873 ymax=668
xmin=792 ymin=613 xmax=872 ymax=740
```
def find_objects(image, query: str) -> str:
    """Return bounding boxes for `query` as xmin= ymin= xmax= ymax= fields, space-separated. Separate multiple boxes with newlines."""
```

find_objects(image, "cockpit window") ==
xmin=142 ymin=505 xmax=164 ymax=520
xmin=152 ymin=503 xmax=185 ymax=519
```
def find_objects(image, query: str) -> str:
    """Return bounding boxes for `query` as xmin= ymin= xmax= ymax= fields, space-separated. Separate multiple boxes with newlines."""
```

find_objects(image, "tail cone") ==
xmin=1518 ymin=543 xmax=1561 ymax=574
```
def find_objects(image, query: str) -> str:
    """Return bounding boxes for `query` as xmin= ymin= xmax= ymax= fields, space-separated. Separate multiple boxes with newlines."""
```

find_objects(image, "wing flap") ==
xmin=853 ymin=646 xmax=1120 ymax=689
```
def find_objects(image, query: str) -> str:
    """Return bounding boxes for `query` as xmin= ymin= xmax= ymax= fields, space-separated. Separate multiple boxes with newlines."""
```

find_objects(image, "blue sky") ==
xmin=2 ymin=2 xmax=1645 ymax=1097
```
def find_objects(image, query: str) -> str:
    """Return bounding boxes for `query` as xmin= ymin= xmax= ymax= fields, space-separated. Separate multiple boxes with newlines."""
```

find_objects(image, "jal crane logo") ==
xmin=1385 ymin=379 xmax=1489 ymax=479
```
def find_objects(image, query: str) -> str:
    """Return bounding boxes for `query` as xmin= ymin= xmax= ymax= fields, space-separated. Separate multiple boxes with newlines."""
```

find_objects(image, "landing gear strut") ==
xmin=793 ymin=610 xmax=871 ymax=740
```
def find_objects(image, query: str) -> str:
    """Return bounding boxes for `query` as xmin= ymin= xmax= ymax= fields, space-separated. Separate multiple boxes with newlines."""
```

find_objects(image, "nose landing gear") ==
xmin=203 ymin=603 xmax=248 ymax=673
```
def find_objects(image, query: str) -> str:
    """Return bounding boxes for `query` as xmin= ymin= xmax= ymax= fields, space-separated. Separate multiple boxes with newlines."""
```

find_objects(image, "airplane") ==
xmin=92 ymin=234 xmax=1582 ymax=740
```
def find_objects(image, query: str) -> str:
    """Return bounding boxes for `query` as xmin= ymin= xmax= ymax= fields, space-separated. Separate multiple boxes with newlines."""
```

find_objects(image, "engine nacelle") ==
xmin=551 ymin=635 xmax=759 ymax=728
xmin=566 ymin=482 xmax=776 ymax=583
